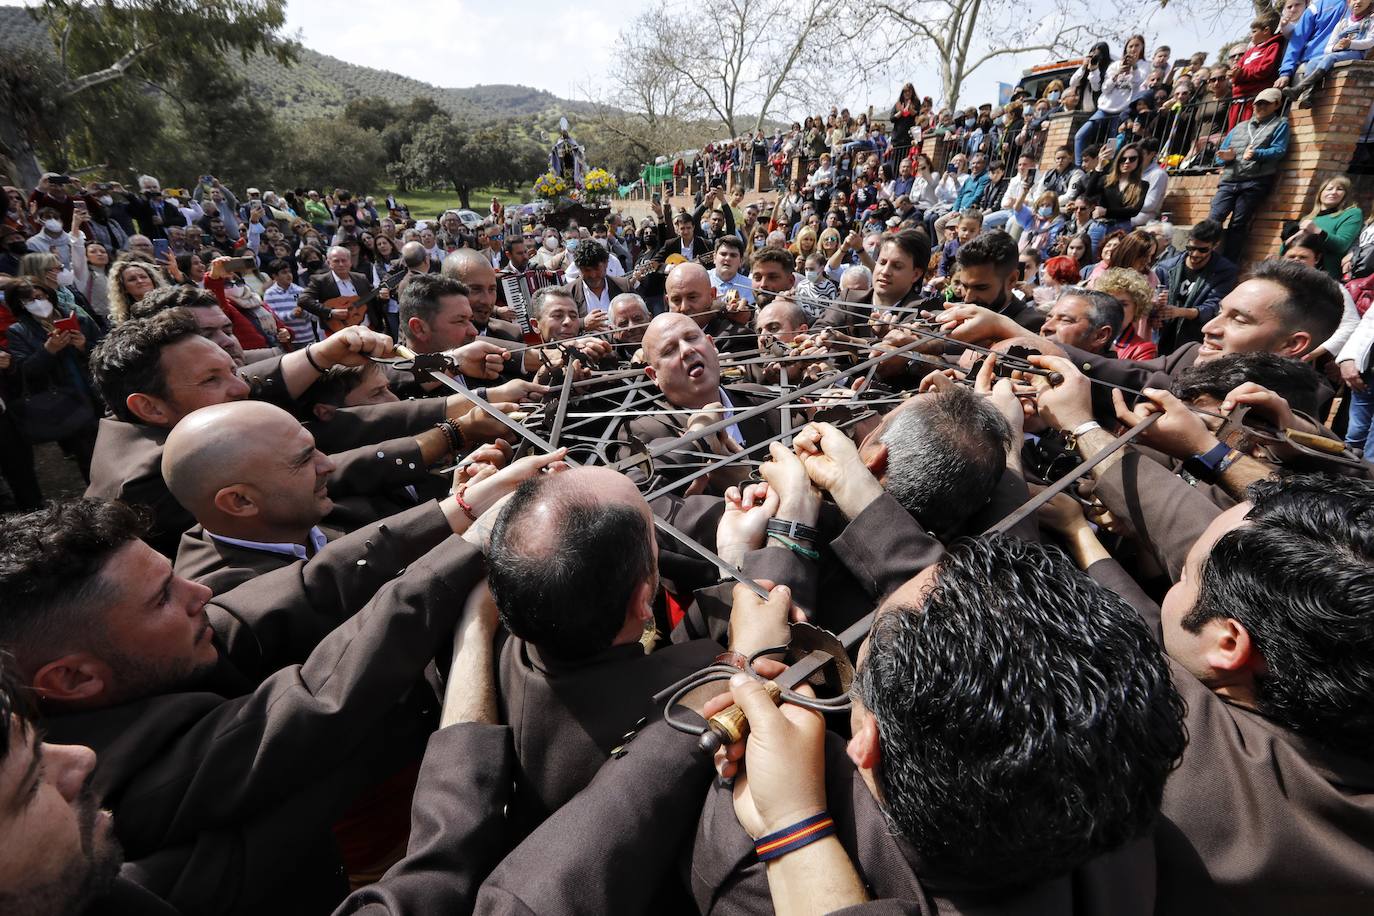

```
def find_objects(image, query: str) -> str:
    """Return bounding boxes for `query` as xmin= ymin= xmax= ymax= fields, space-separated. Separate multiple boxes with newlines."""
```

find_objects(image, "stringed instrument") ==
xmin=319 ymin=266 xmax=407 ymax=334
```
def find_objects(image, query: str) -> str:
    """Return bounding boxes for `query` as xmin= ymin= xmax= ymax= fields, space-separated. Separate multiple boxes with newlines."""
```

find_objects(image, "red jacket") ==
xmin=1232 ymin=34 xmax=1284 ymax=99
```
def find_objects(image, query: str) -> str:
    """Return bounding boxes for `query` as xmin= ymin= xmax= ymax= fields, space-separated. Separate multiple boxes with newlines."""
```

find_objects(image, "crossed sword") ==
xmin=390 ymin=312 xmax=1157 ymax=751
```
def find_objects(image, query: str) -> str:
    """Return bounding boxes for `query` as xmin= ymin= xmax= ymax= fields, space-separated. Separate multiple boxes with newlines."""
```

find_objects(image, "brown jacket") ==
xmin=474 ymin=719 xmax=714 ymax=915
xmin=1085 ymin=520 xmax=1374 ymax=914
xmin=689 ymin=735 xmax=1157 ymax=916
xmin=173 ymin=499 xmax=451 ymax=596
xmin=42 ymin=535 xmax=486 ymax=915
xmin=332 ymin=723 xmax=516 ymax=916
xmin=305 ymin=397 xmax=448 ymax=455
xmin=497 ymin=635 xmax=721 ymax=840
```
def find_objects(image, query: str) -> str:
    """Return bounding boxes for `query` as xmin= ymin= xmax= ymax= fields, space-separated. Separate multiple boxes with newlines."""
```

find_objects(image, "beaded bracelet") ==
xmin=454 ymin=485 xmax=479 ymax=522
xmin=754 ymin=812 xmax=835 ymax=862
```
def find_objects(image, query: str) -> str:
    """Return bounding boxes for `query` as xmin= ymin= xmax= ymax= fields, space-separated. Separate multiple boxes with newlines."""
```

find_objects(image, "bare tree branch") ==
xmin=59 ymin=42 xmax=151 ymax=97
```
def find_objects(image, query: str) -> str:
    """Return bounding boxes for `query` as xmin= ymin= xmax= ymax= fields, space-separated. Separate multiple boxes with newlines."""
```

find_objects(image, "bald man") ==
xmin=622 ymin=313 xmax=780 ymax=492
xmin=663 ymin=261 xmax=753 ymax=353
xmin=489 ymin=465 xmax=721 ymax=840
xmin=442 ymin=248 xmax=523 ymax=343
xmin=164 ymin=400 xmax=506 ymax=590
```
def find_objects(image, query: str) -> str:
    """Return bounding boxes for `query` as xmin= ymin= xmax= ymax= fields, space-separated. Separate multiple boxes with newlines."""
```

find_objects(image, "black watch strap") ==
xmin=766 ymin=518 xmax=819 ymax=542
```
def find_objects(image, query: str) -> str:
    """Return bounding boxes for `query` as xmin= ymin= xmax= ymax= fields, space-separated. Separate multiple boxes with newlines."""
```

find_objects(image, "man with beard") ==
xmin=442 ymin=248 xmax=523 ymax=343
xmin=0 ymin=497 xmax=486 ymax=914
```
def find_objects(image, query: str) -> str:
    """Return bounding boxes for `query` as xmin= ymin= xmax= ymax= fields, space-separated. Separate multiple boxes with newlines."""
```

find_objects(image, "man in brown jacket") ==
xmin=0 ymin=498 xmax=487 ymax=914
xmin=488 ymin=465 xmax=722 ymax=840
xmin=690 ymin=531 xmax=1185 ymax=915
xmin=1035 ymin=358 xmax=1374 ymax=914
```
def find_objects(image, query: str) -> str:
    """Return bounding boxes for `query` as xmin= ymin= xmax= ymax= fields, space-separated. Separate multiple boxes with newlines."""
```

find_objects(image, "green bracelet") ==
xmin=767 ymin=531 xmax=820 ymax=560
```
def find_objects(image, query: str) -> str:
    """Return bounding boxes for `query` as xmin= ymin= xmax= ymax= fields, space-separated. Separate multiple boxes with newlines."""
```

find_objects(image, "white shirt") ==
xmin=332 ymin=272 xmax=357 ymax=296
xmin=208 ymin=526 xmax=328 ymax=560
xmin=1133 ymin=164 xmax=1170 ymax=227
xmin=718 ymin=387 xmax=745 ymax=446
xmin=582 ymin=279 xmax=612 ymax=313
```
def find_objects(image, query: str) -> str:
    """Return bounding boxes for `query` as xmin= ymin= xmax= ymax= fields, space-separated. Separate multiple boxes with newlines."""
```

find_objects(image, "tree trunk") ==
xmin=456 ymin=182 xmax=472 ymax=210
xmin=0 ymin=118 xmax=44 ymax=192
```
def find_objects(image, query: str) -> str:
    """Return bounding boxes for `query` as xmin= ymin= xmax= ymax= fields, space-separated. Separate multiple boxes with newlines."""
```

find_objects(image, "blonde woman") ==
xmin=107 ymin=256 xmax=169 ymax=322
xmin=1285 ymin=176 xmax=1364 ymax=279
xmin=1092 ymin=267 xmax=1157 ymax=360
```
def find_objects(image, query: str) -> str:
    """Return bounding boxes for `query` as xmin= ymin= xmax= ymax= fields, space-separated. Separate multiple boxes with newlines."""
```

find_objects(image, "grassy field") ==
xmin=378 ymin=186 xmax=529 ymax=221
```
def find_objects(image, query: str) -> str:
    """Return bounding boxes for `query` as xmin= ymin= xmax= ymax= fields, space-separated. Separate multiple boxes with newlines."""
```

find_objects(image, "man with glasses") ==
xmin=1155 ymin=219 xmax=1240 ymax=355
xmin=1208 ymin=87 xmax=1290 ymax=263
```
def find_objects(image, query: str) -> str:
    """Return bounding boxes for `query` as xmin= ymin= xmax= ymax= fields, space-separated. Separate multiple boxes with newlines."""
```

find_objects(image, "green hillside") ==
xmin=0 ymin=5 xmax=595 ymax=124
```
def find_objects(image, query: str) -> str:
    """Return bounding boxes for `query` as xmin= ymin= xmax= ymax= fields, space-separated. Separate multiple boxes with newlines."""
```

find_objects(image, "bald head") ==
xmin=401 ymin=241 xmax=429 ymax=270
xmin=487 ymin=466 xmax=657 ymax=659
xmin=641 ymin=312 xmax=721 ymax=408
xmin=665 ymin=261 xmax=717 ymax=328
xmin=163 ymin=401 xmax=335 ymax=541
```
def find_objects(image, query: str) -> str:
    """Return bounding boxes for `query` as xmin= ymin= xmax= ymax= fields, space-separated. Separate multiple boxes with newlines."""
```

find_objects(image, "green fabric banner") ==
xmin=640 ymin=163 xmax=675 ymax=186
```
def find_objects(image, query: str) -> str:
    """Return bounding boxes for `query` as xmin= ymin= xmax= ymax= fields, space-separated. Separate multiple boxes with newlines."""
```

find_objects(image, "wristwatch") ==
xmin=1181 ymin=442 xmax=1240 ymax=484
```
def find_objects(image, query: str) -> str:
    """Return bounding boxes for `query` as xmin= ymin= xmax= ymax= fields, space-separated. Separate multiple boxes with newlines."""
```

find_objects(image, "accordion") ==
xmin=499 ymin=267 xmax=561 ymax=341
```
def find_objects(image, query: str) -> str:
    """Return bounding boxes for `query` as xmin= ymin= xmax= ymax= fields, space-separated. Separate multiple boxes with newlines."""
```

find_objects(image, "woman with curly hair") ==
xmin=107 ymin=256 xmax=169 ymax=322
xmin=1093 ymin=266 xmax=1158 ymax=360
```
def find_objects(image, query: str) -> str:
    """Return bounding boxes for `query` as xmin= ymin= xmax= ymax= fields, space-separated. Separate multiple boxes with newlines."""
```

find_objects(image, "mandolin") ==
xmin=319 ymin=266 xmax=407 ymax=334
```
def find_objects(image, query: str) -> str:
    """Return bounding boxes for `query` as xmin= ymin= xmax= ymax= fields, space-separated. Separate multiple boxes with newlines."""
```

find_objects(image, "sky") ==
xmin=16 ymin=0 xmax=1250 ymax=124
xmin=274 ymin=0 xmax=1249 ymax=120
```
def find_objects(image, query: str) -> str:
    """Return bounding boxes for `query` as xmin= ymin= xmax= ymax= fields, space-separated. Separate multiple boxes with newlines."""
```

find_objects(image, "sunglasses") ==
xmin=1186 ymin=244 xmax=1213 ymax=253
xmin=1120 ymin=155 xmax=1140 ymax=162
xmin=1207 ymin=77 xmax=1223 ymax=83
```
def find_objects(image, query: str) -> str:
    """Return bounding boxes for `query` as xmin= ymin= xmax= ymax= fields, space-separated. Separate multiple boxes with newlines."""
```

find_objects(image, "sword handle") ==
xmin=697 ymin=680 xmax=782 ymax=755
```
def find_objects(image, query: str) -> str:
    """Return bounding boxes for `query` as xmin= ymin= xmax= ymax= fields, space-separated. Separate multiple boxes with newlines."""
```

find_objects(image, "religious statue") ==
xmin=549 ymin=116 xmax=587 ymax=187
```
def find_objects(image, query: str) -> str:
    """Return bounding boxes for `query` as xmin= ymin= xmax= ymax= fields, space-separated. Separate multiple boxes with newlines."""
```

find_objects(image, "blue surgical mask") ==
xmin=754 ymin=238 xmax=765 ymax=249
xmin=1038 ymin=205 xmax=1055 ymax=218
xmin=965 ymin=118 xmax=976 ymax=128
xmin=566 ymin=238 xmax=579 ymax=251
xmin=1048 ymin=90 xmax=1061 ymax=102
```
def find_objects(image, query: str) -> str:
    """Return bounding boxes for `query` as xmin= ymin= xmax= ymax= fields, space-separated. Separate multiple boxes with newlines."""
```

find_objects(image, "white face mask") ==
xmin=544 ymin=237 xmax=558 ymax=250
xmin=56 ymin=268 xmax=76 ymax=287
xmin=24 ymin=298 xmax=54 ymax=319
xmin=43 ymin=218 xmax=63 ymax=234
xmin=98 ymin=195 xmax=114 ymax=207
xmin=805 ymin=269 xmax=821 ymax=282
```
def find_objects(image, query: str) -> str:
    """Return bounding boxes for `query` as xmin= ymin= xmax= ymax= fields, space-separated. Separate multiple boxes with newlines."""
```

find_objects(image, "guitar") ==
xmin=319 ymin=266 xmax=407 ymax=335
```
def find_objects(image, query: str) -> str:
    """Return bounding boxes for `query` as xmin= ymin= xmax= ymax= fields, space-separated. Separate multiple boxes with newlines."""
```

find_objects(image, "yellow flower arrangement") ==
xmin=583 ymin=168 xmax=615 ymax=194
xmin=534 ymin=172 xmax=569 ymax=199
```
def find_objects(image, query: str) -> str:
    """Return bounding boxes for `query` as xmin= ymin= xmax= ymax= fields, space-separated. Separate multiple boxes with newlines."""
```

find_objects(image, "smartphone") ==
xmin=652 ymin=192 xmax=661 ymax=204
xmin=224 ymin=256 xmax=256 ymax=272
xmin=54 ymin=314 xmax=80 ymax=333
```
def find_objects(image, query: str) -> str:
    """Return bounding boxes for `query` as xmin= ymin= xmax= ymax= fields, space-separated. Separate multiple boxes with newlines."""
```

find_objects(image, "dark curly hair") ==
xmin=1187 ymin=474 xmax=1374 ymax=756
xmin=853 ymin=533 xmax=1185 ymax=889
xmin=572 ymin=239 xmax=611 ymax=271
xmin=90 ymin=309 xmax=202 ymax=423
xmin=0 ymin=499 xmax=146 ymax=673
xmin=128 ymin=283 xmax=220 ymax=320
xmin=1172 ymin=352 xmax=1322 ymax=417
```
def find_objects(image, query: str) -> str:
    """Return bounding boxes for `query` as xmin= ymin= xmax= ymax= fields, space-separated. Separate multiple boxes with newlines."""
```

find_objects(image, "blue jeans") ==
xmin=1075 ymin=109 xmax=1119 ymax=165
xmin=1346 ymin=382 xmax=1374 ymax=454
xmin=1303 ymin=49 xmax=1366 ymax=81
xmin=1209 ymin=176 xmax=1274 ymax=263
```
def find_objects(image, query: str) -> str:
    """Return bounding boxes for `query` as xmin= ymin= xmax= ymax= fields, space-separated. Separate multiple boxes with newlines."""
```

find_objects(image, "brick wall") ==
xmin=1038 ymin=61 xmax=1374 ymax=268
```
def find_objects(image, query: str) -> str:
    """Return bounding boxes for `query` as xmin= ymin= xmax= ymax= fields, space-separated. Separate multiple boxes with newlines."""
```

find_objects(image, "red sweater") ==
xmin=1232 ymin=35 xmax=1285 ymax=99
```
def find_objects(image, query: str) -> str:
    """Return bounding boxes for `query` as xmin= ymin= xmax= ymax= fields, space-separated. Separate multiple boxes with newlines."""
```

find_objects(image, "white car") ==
xmin=456 ymin=209 xmax=486 ymax=229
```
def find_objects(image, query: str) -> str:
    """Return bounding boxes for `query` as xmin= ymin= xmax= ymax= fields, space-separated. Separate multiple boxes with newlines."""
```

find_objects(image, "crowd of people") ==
xmin=1 ymin=4 xmax=1373 ymax=916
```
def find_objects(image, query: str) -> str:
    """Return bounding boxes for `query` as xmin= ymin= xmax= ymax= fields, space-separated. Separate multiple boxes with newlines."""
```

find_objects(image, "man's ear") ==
xmin=847 ymin=705 xmax=882 ymax=772
xmin=862 ymin=440 xmax=889 ymax=478
xmin=629 ymin=578 xmax=655 ymax=623
xmin=213 ymin=485 xmax=259 ymax=519
xmin=311 ymin=402 xmax=337 ymax=423
xmin=126 ymin=392 xmax=173 ymax=427
xmin=643 ymin=363 xmax=657 ymax=382
xmin=1282 ymin=331 xmax=1314 ymax=360
xmin=32 ymin=654 xmax=110 ymax=706
xmin=406 ymin=317 xmax=428 ymax=344
xmin=1203 ymin=617 xmax=1263 ymax=676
